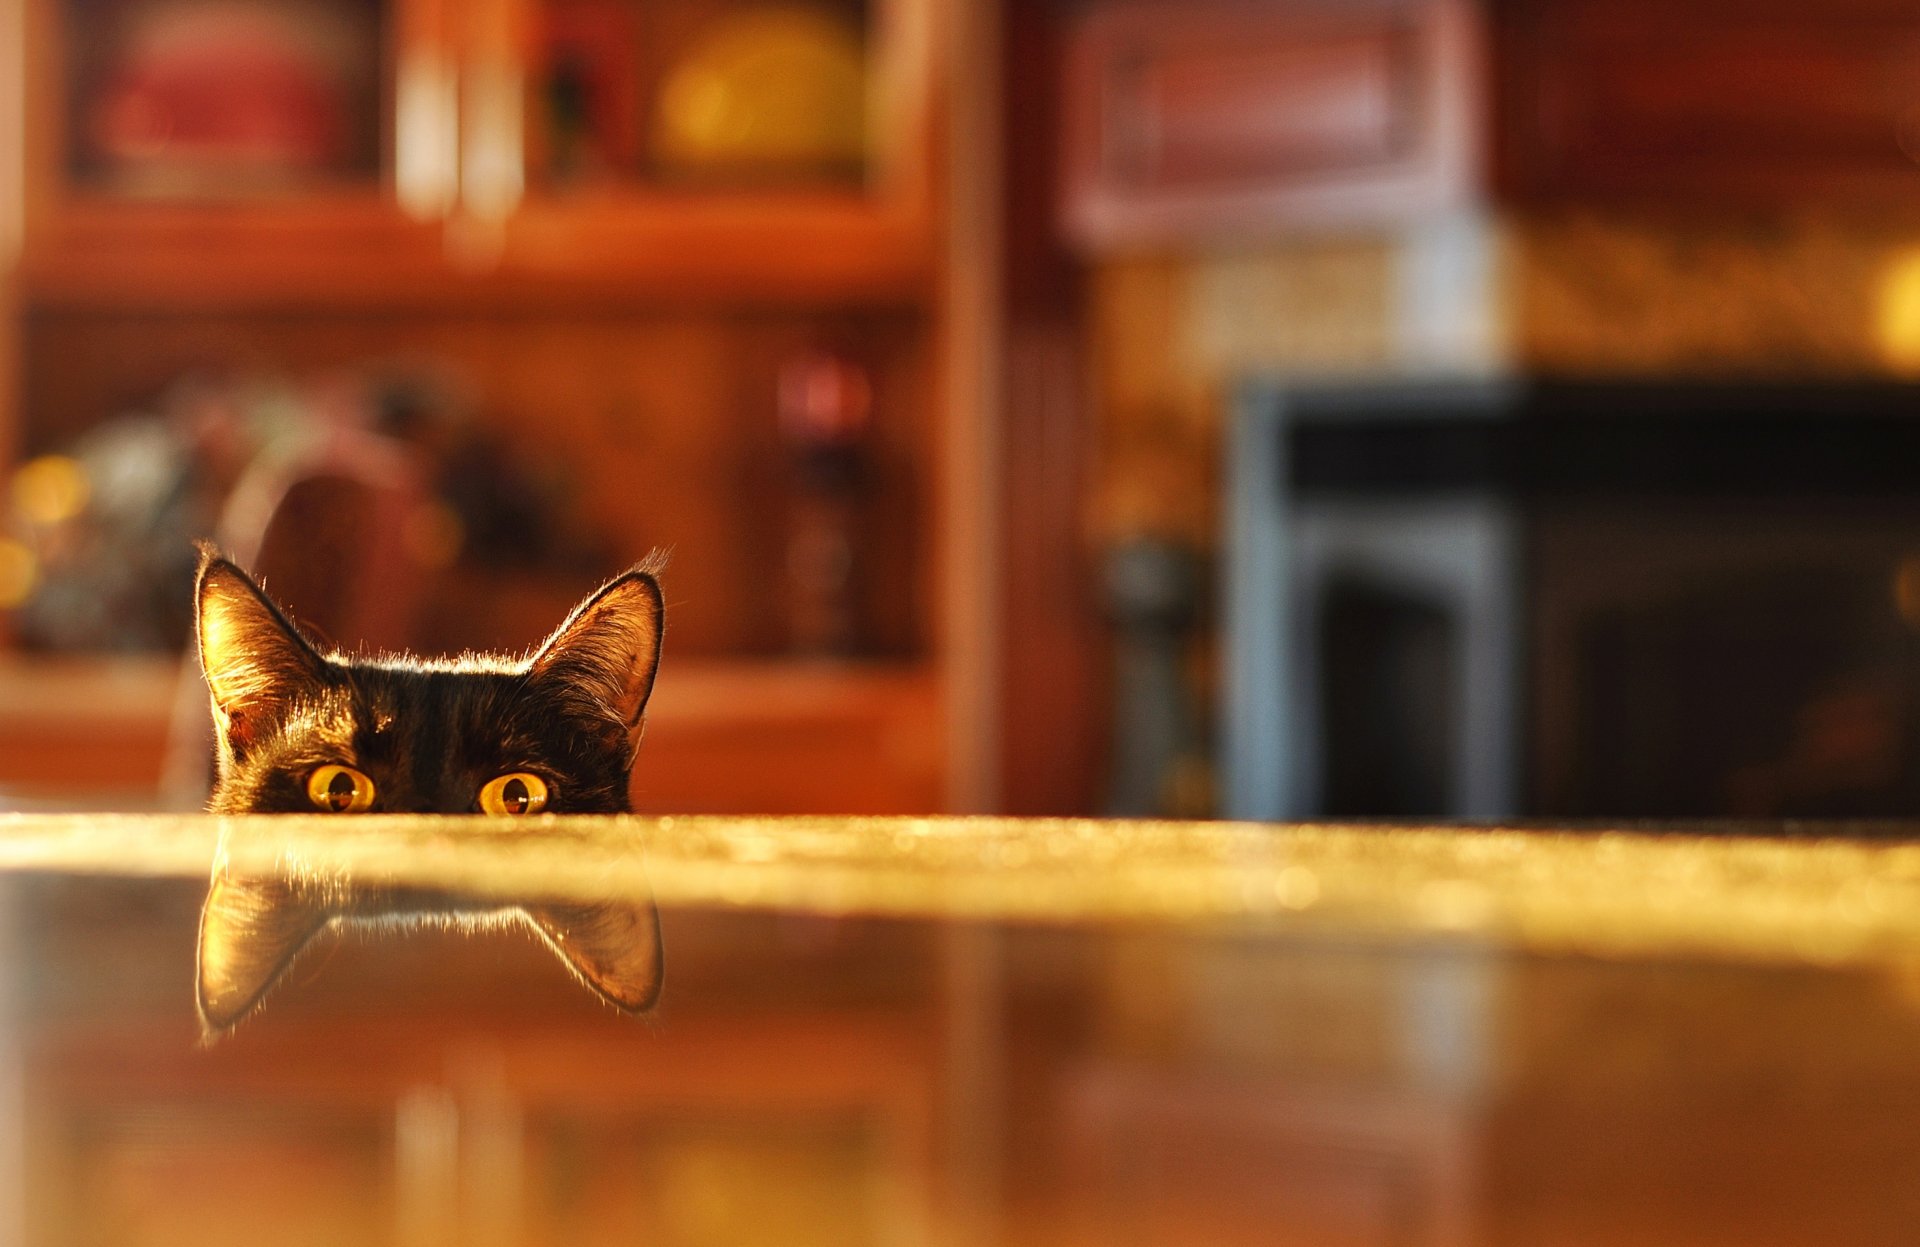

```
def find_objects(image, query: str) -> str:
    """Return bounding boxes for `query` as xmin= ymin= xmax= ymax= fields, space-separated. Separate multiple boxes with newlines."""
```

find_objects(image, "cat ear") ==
xmin=196 ymin=875 xmax=332 ymax=1037
xmin=522 ymin=899 xmax=664 ymax=1012
xmin=195 ymin=550 xmax=329 ymax=759
xmin=527 ymin=566 xmax=665 ymax=741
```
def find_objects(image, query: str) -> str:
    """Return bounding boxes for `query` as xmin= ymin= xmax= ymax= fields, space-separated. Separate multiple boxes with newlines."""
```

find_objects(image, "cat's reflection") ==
xmin=196 ymin=864 xmax=663 ymax=1035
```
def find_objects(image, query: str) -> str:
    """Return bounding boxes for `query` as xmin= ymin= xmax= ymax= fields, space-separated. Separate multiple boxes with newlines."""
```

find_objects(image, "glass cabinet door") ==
xmin=487 ymin=0 xmax=935 ymax=298
xmin=57 ymin=0 xmax=393 ymax=200
xmin=22 ymin=0 xmax=938 ymax=300
xmin=527 ymin=0 xmax=874 ymax=193
xmin=23 ymin=0 xmax=456 ymax=302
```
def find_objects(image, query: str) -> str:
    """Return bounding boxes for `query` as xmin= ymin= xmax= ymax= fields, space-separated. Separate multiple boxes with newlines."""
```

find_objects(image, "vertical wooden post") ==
xmin=942 ymin=0 xmax=1004 ymax=816
xmin=995 ymin=4 xmax=1105 ymax=816
xmin=939 ymin=0 xmax=1007 ymax=1240
xmin=0 ymin=0 xmax=25 ymax=652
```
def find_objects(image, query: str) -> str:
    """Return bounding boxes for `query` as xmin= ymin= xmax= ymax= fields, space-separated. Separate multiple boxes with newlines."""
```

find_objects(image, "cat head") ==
xmin=194 ymin=548 xmax=665 ymax=815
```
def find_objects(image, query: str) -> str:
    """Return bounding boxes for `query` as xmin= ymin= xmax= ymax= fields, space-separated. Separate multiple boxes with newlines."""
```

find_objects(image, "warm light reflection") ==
xmin=198 ymin=831 xmax=663 ymax=1035
xmin=0 ymin=814 xmax=1916 ymax=968
xmin=1876 ymin=249 xmax=1920 ymax=373
xmin=1272 ymin=864 xmax=1320 ymax=910
xmin=0 ymin=538 xmax=35 ymax=607
xmin=1894 ymin=555 xmax=1920 ymax=628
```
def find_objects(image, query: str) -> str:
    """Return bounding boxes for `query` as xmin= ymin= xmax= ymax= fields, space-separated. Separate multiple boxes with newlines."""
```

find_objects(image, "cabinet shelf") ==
xmin=21 ymin=192 xmax=932 ymax=311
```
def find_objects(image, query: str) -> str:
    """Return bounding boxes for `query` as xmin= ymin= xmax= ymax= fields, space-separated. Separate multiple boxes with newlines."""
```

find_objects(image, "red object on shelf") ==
xmin=88 ymin=3 xmax=371 ymax=189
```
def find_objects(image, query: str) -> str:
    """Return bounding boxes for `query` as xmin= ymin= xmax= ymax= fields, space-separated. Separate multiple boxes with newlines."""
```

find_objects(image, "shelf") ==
xmin=18 ymin=0 xmax=939 ymax=313
xmin=497 ymin=189 xmax=933 ymax=303
xmin=0 ymin=655 xmax=944 ymax=813
xmin=19 ymin=194 xmax=933 ymax=312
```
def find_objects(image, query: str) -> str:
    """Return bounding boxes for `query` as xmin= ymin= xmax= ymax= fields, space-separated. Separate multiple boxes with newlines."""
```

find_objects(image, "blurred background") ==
xmin=11 ymin=6 xmax=1920 ymax=1247
xmin=11 ymin=0 xmax=1920 ymax=826
xmin=10 ymin=0 xmax=1920 ymax=823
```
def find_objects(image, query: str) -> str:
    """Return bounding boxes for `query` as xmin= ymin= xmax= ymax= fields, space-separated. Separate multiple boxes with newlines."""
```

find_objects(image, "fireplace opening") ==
xmin=1225 ymin=379 xmax=1920 ymax=823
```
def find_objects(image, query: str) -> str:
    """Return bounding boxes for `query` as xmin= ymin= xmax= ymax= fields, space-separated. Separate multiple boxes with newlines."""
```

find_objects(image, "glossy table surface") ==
xmin=2 ymin=812 xmax=1919 ymax=965
xmin=4 ymin=813 xmax=1920 ymax=1246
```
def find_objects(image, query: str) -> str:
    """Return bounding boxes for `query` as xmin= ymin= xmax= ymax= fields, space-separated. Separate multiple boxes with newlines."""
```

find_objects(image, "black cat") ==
xmin=192 ymin=549 xmax=666 ymax=1033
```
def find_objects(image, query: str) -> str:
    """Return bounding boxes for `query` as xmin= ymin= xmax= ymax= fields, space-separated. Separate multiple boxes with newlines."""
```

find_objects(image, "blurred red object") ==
xmin=777 ymin=350 xmax=875 ymax=656
xmin=89 ymin=1 xmax=364 ymax=189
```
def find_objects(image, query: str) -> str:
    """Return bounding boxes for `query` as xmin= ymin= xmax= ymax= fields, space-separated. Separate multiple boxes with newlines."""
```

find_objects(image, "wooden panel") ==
xmin=0 ymin=657 xmax=942 ymax=813
xmin=0 ymin=657 xmax=178 ymax=802
xmin=630 ymin=661 xmax=944 ymax=814
xmin=21 ymin=196 xmax=932 ymax=311
xmin=20 ymin=307 xmax=932 ymax=660
xmin=1496 ymin=0 xmax=1920 ymax=205
xmin=1063 ymin=0 xmax=1482 ymax=247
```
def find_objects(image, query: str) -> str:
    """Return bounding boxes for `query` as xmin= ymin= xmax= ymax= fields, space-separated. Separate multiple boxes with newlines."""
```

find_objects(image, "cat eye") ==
xmin=306 ymin=765 xmax=375 ymax=814
xmin=480 ymin=772 xmax=550 ymax=816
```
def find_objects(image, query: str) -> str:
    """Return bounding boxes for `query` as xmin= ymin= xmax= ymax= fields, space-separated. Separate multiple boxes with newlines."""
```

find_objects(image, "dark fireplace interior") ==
xmin=1227 ymin=380 xmax=1920 ymax=823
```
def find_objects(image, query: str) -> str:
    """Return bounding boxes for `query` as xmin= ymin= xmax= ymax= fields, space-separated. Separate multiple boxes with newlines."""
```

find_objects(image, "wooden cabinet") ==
xmin=19 ymin=0 xmax=938 ymax=306
xmin=1061 ymin=0 xmax=1484 ymax=247
xmin=0 ymin=0 xmax=971 ymax=816
xmin=1493 ymin=0 xmax=1920 ymax=207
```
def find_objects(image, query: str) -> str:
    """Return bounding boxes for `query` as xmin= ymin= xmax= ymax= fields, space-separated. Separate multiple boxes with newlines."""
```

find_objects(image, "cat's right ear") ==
xmin=195 ymin=548 xmax=329 ymax=760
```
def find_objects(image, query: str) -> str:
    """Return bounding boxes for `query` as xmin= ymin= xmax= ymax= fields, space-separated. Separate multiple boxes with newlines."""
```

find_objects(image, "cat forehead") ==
xmin=324 ymin=656 xmax=529 ymax=717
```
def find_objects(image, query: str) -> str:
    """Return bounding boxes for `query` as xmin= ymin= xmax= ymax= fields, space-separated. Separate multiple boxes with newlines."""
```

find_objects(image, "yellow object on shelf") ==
xmin=653 ymin=6 xmax=868 ymax=181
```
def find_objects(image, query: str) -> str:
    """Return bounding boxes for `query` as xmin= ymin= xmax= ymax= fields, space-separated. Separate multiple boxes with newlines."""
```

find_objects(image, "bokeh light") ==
xmin=0 ymin=539 xmax=38 ymax=609
xmin=9 ymin=455 xmax=91 ymax=527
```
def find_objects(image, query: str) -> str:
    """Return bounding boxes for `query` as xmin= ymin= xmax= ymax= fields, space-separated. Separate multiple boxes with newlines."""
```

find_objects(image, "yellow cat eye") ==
xmin=307 ymin=765 xmax=376 ymax=813
xmin=479 ymin=772 xmax=550 ymax=816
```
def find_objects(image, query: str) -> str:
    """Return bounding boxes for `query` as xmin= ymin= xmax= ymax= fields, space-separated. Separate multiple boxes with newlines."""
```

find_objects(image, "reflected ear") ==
xmin=522 ymin=899 xmax=664 ymax=1013
xmin=196 ymin=550 xmax=330 ymax=762
xmin=527 ymin=565 xmax=665 ymax=745
xmin=196 ymin=876 xmax=332 ymax=1037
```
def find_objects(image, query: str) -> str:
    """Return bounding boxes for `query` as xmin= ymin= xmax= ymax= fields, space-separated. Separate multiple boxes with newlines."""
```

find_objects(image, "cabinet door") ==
xmin=1062 ymin=0 xmax=1483 ymax=248
xmin=1496 ymin=0 xmax=1920 ymax=206
xmin=20 ymin=0 xmax=457 ymax=307
xmin=481 ymin=0 xmax=939 ymax=301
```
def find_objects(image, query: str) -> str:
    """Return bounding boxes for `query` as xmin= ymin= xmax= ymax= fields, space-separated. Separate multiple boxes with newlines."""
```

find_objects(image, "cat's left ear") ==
xmin=528 ymin=565 xmax=665 ymax=743
xmin=197 ymin=874 xmax=331 ymax=1036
